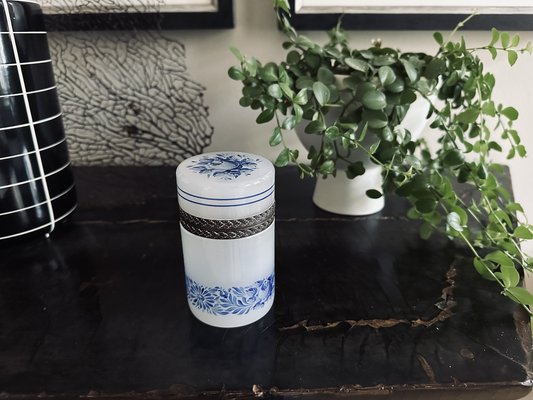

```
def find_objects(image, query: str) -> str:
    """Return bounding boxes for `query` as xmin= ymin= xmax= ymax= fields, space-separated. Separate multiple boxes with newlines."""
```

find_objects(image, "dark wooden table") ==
xmin=0 ymin=167 xmax=531 ymax=399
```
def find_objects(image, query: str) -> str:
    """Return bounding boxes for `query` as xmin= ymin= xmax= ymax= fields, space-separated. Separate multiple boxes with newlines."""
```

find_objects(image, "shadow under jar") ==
xmin=0 ymin=0 xmax=77 ymax=242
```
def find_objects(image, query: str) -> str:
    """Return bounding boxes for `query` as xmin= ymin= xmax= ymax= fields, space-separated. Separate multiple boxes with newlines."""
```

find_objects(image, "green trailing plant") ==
xmin=228 ymin=0 xmax=533 ymax=313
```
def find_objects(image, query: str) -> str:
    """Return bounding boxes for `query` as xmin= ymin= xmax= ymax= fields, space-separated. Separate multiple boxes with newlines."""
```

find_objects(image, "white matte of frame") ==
xmin=39 ymin=0 xmax=219 ymax=14
xmin=295 ymin=0 xmax=533 ymax=14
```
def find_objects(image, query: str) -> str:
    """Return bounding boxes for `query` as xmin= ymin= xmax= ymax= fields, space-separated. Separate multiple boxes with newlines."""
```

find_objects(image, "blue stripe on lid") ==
xmin=177 ymin=183 xmax=274 ymax=202
xmin=178 ymin=187 xmax=274 ymax=208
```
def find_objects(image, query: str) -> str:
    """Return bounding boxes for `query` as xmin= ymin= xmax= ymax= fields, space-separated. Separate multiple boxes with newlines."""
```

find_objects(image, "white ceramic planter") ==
xmin=313 ymin=163 xmax=384 ymax=216
xmin=176 ymin=152 xmax=275 ymax=328
xmin=295 ymin=76 xmax=431 ymax=216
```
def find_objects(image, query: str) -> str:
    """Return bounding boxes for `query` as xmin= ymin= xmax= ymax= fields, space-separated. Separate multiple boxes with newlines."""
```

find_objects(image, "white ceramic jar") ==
xmin=176 ymin=152 xmax=275 ymax=328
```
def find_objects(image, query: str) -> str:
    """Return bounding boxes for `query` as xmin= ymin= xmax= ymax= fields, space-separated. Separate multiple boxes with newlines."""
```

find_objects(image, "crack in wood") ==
xmin=279 ymin=266 xmax=457 ymax=334
xmin=416 ymin=354 xmax=437 ymax=384
xmin=513 ymin=308 xmax=533 ymax=378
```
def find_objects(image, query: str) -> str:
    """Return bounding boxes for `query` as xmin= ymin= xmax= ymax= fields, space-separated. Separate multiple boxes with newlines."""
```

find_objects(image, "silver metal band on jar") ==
xmin=179 ymin=202 xmax=275 ymax=240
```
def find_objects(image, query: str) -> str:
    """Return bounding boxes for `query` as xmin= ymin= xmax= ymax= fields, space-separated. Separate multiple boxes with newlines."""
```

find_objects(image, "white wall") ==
xmin=179 ymin=0 xmax=533 ymax=260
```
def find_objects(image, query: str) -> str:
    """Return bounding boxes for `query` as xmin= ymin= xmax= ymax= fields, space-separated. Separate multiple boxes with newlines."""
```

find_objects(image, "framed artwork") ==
xmin=40 ymin=0 xmax=234 ymax=30
xmin=288 ymin=0 xmax=533 ymax=30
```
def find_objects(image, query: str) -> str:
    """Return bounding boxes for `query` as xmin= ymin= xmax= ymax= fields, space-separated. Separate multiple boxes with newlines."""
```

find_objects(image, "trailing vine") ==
xmin=228 ymin=0 xmax=533 ymax=313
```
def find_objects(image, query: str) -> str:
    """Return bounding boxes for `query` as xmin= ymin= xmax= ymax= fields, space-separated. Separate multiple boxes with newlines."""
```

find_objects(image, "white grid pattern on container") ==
xmin=0 ymin=205 xmax=77 ymax=240
xmin=0 ymin=112 xmax=61 ymax=131
xmin=0 ymin=136 xmax=66 ymax=160
xmin=2 ymin=0 xmax=56 ymax=239
xmin=0 ymin=31 xmax=47 ymax=34
xmin=0 ymin=85 xmax=57 ymax=98
xmin=1 ymin=59 xmax=52 ymax=68
xmin=0 ymin=182 xmax=74 ymax=217
xmin=0 ymin=160 xmax=71 ymax=190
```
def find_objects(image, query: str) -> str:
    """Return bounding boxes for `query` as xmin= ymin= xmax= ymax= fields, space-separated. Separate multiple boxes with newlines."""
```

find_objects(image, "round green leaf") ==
xmin=508 ymin=50 xmax=518 ymax=66
xmin=372 ymin=55 xmax=396 ymax=66
xmin=354 ymin=82 xmax=376 ymax=101
xmin=346 ymin=161 xmax=365 ymax=179
xmin=229 ymin=46 xmax=243 ymax=61
xmin=244 ymin=58 xmax=258 ymax=77
xmin=318 ymin=160 xmax=336 ymax=175
xmin=243 ymin=85 xmax=262 ymax=98
xmin=442 ymin=149 xmax=465 ymax=167
xmin=293 ymin=103 xmax=303 ymax=123
xmin=500 ymin=106 xmax=519 ymax=121
xmin=268 ymin=84 xmax=283 ymax=99
xmin=279 ymin=82 xmax=294 ymax=99
xmin=501 ymin=265 xmax=520 ymax=288
xmin=312 ymin=81 xmax=331 ymax=106
xmin=282 ymin=116 xmax=297 ymax=130
xmin=378 ymin=66 xmax=396 ymax=86
xmin=457 ymin=109 xmax=480 ymax=124
xmin=294 ymin=89 xmax=309 ymax=105
xmin=473 ymin=258 xmax=496 ymax=281
xmin=325 ymin=126 xmax=340 ymax=140
xmin=485 ymin=250 xmax=514 ymax=268
xmin=305 ymin=52 xmax=321 ymax=68
xmin=298 ymin=163 xmax=314 ymax=178
xmin=362 ymin=109 xmax=388 ymax=129
xmin=228 ymin=66 xmax=245 ymax=81
xmin=362 ymin=90 xmax=387 ymax=110
xmin=424 ymin=58 xmax=446 ymax=80
xmin=505 ymin=287 xmax=533 ymax=305
xmin=296 ymin=76 xmax=314 ymax=89
xmin=400 ymin=89 xmax=417 ymax=105
xmin=381 ymin=127 xmax=394 ymax=142
xmin=501 ymin=32 xmax=510 ymax=48
xmin=482 ymin=101 xmax=497 ymax=117
xmin=489 ymin=28 xmax=500 ymax=46
xmin=386 ymin=78 xmax=405 ymax=93
xmin=287 ymin=50 xmax=301 ymax=65
xmin=433 ymin=32 xmax=444 ymax=45
xmin=289 ymin=149 xmax=299 ymax=162
xmin=415 ymin=198 xmax=437 ymax=214
xmin=256 ymin=109 xmax=275 ymax=124
xmin=345 ymin=57 xmax=370 ymax=73
xmin=259 ymin=63 xmax=278 ymax=82
xmin=366 ymin=189 xmax=383 ymax=199
xmin=305 ymin=120 xmax=326 ymax=134
xmin=514 ymin=226 xmax=533 ymax=239
xmin=239 ymin=97 xmax=252 ymax=107
xmin=275 ymin=148 xmax=291 ymax=167
xmin=318 ymin=67 xmax=335 ymax=85
xmin=269 ymin=127 xmax=283 ymax=147
xmin=401 ymin=60 xmax=418 ymax=82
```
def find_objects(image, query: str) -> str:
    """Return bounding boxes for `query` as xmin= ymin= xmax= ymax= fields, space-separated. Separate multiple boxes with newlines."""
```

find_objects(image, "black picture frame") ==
xmin=43 ymin=0 xmax=233 ymax=31
xmin=287 ymin=0 xmax=533 ymax=30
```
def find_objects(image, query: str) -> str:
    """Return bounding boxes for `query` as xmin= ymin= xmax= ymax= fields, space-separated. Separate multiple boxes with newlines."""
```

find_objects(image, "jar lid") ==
xmin=176 ymin=152 xmax=275 ymax=220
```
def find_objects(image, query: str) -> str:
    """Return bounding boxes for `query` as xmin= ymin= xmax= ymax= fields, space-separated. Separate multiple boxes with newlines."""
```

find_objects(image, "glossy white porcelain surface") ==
xmin=176 ymin=151 xmax=275 ymax=219
xmin=176 ymin=151 xmax=275 ymax=328
xmin=180 ymin=224 xmax=275 ymax=328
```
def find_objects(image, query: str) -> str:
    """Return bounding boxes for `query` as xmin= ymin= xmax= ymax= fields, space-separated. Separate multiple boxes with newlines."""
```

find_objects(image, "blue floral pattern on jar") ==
xmin=187 ymin=153 xmax=259 ymax=180
xmin=185 ymin=273 xmax=275 ymax=315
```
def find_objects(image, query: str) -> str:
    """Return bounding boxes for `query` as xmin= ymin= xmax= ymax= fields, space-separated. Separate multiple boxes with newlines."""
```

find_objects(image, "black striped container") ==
xmin=0 ymin=0 xmax=76 ymax=242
